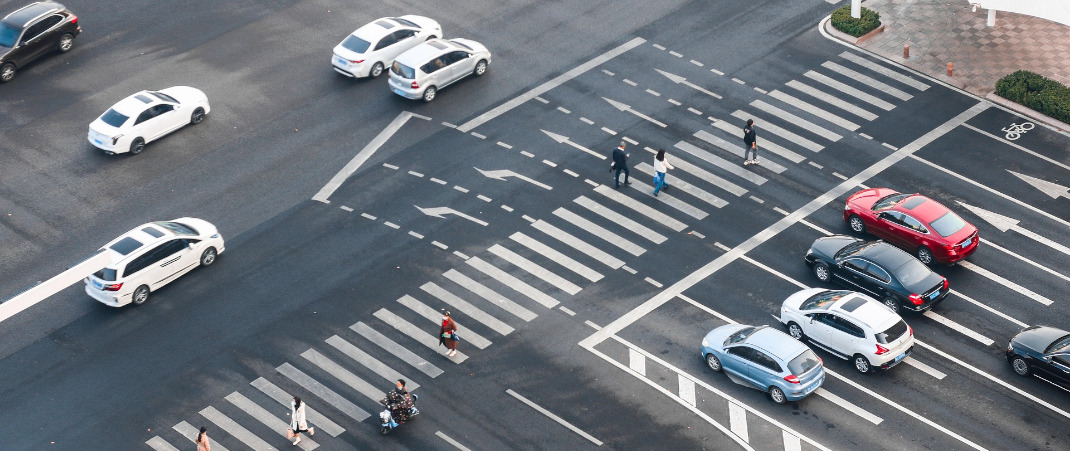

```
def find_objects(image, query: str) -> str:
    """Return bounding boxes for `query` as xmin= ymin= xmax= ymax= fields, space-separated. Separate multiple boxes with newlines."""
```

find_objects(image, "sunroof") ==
xmin=134 ymin=94 xmax=153 ymax=103
xmin=428 ymin=41 xmax=448 ymax=50
xmin=141 ymin=226 xmax=164 ymax=238
xmin=901 ymin=196 xmax=927 ymax=209
xmin=109 ymin=237 xmax=143 ymax=256
xmin=840 ymin=297 xmax=868 ymax=312
xmin=374 ymin=20 xmax=395 ymax=29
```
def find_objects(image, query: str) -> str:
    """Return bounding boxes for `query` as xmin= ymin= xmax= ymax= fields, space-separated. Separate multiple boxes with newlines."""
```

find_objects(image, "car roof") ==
xmin=2 ymin=2 xmax=65 ymax=27
xmin=101 ymin=223 xmax=174 ymax=265
xmin=110 ymin=91 xmax=163 ymax=115
xmin=352 ymin=17 xmax=412 ymax=41
xmin=830 ymin=293 xmax=896 ymax=329
xmin=894 ymin=194 xmax=949 ymax=223
xmin=395 ymin=39 xmax=457 ymax=66
xmin=745 ymin=327 xmax=807 ymax=360
xmin=853 ymin=241 xmax=914 ymax=269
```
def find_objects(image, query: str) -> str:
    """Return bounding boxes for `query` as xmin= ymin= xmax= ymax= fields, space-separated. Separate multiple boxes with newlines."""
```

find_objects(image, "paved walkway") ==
xmin=854 ymin=0 xmax=1070 ymax=97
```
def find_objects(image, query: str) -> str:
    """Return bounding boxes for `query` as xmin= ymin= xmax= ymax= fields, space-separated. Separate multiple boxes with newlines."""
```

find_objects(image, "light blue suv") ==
xmin=701 ymin=324 xmax=825 ymax=404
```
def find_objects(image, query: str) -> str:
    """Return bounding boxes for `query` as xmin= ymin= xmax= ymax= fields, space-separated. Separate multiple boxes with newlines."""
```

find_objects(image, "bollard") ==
xmin=904 ymin=44 xmax=910 ymax=59
xmin=947 ymin=62 xmax=953 ymax=77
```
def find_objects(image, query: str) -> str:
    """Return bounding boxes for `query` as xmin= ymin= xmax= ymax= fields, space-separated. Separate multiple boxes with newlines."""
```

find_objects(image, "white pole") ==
xmin=852 ymin=0 xmax=862 ymax=19
xmin=987 ymin=8 xmax=996 ymax=26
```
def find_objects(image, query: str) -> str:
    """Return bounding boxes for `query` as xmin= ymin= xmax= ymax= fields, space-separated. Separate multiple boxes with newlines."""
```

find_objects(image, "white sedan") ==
xmin=88 ymin=86 xmax=210 ymax=155
xmin=331 ymin=15 xmax=442 ymax=79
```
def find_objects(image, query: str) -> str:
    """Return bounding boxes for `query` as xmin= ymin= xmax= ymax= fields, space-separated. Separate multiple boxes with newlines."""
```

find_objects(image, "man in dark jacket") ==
xmin=612 ymin=141 xmax=631 ymax=188
xmin=743 ymin=119 xmax=758 ymax=165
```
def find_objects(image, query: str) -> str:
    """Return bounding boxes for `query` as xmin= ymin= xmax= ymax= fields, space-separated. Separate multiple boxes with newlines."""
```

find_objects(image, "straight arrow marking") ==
xmin=1009 ymin=170 xmax=1070 ymax=199
xmin=959 ymin=202 xmax=1070 ymax=257
xmin=542 ymin=130 xmax=606 ymax=160
xmin=602 ymin=97 xmax=667 ymax=128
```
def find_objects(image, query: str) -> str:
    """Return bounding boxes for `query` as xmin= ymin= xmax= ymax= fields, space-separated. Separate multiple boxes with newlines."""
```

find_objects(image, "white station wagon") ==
xmin=332 ymin=15 xmax=442 ymax=79
xmin=87 ymin=86 xmax=210 ymax=155
xmin=84 ymin=218 xmax=224 ymax=307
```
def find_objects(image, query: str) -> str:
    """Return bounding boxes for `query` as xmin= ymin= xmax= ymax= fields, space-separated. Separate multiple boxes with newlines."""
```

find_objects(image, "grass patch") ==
xmin=831 ymin=5 xmax=881 ymax=37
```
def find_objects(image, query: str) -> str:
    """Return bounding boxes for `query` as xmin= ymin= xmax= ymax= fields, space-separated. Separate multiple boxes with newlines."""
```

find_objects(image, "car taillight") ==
xmin=70 ymin=16 xmax=77 ymax=24
xmin=909 ymin=294 xmax=924 ymax=305
xmin=111 ymin=134 xmax=123 ymax=145
xmin=908 ymin=325 xmax=914 ymax=336
xmin=942 ymin=278 xmax=948 ymax=290
xmin=784 ymin=375 xmax=800 ymax=384
xmin=875 ymin=344 xmax=890 ymax=355
xmin=411 ymin=81 xmax=419 ymax=89
xmin=350 ymin=59 xmax=363 ymax=64
xmin=102 ymin=283 xmax=122 ymax=291
xmin=943 ymin=243 xmax=954 ymax=250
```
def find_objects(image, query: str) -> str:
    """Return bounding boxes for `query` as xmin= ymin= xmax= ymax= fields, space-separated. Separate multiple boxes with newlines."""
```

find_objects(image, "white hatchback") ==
xmin=84 ymin=218 xmax=224 ymax=307
xmin=780 ymin=288 xmax=914 ymax=373
xmin=387 ymin=38 xmax=490 ymax=102
xmin=88 ymin=86 xmax=210 ymax=155
xmin=331 ymin=15 xmax=441 ymax=79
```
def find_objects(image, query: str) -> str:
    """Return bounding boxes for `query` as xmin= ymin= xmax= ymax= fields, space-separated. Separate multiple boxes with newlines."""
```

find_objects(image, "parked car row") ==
xmin=702 ymin=187 xmax=1067 ymax=403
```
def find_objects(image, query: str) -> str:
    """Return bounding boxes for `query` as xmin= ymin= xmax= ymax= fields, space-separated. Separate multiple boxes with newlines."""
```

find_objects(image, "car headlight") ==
xmin=844 ymin=203 xmax=851 ymax=211
xmin=701 ymin=338 xmax=709 ymax=348
xmin=1007 ymin=342 xmax=1014 ymax=352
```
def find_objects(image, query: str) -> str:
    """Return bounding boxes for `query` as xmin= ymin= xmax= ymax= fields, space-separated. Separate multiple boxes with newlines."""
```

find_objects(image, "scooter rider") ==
xmin=385 ymin=379 xmax=413 ymax=423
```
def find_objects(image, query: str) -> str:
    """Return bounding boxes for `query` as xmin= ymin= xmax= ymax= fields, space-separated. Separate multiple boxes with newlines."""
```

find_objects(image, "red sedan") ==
xmin=843 ymin=188 xmax=979 ymax=264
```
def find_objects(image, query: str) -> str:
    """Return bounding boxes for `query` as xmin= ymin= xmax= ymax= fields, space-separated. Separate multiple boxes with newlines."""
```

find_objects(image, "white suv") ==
xmin=84 ymin=218 xmax=224 ymax=307
xmin=780 ymin=288 xmax=914 ymax=373
xmin=387 ymin=38 xmax=490 ymax=102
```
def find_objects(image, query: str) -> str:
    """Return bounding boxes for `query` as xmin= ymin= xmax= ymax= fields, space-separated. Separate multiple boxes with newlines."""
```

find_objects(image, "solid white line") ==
xmin=750 ymin=100 xmax=844 ymax=141
xmin=916 ymin=339 xmax=1070 ymax=422
xmin=922 ymin=311 xmax=995 ymax=345
xmin=659 ymin=153 xmax=749 ymax=196
xmin=628 ymin=178 xmax=710 ymax=219
xmin=458 ymin=37 xmax=645 ymax=132
xmin=436 ymin=431 xmax=472 ymax=451
xmin=678 ymin=374 xmax=696 ymax=406
xmin=200 ymin=406 xmax=278 ymax=451
xmin=532 ymin=220 xmax=626 ymax=268
xmin=487 ymin=244 xmax=583 ymax=295
xmin=729 ymin=110 xmax=825 ymax=152
xmin=814 ymin=388 xmax=883 ymax=424
xmin=783 ymin=431 xmax=802 ymax=451
xmin=693 ymin=130 xmax=788 ymax=173
xmin=902 ymin=356 xmax=947 ymax=379
xmin=822 ymin=61 xmax=913 ymax=100
xmin=350 ymin=321 xmax=444 ymax=377
xmin=593 ymin=185 xmax=689 ymax=231
xmin=250 ymin=378 xmax=345 ymax=437
xmin=678 ymin=294 xmax=737 ymax=324
xmin=949 ymin=289 xmax=1029 ymax=328
xmin=635 ymin=163 xmax=729 ymax=209
xmin=710 ymin=118 xmax=807 ymax=163
xmin=374 ymin=309 xmax=468 ymax=362
xmin=146 ymin=436 xmax=180 ymax=451
xmin=422 ymin=282 xmax=516 ymax=335
xmin=0 ymin=250 xmax=110 ymax=324
xmin=959 ymin=261 xmax=1053 ymax=305
xmin=804 ymin=71 xmax=896 ymax=110
xmin=838 ymin=51 xmax=930 ymax=90
xmin=397 ymin=295 xmax=492 ymax=349
xmin=314 ymin=112 xmax=414 ymax=203
xmin=785 ymin=80 xmax=879 ymax=120
xmin=575 ymin=196 xmax=668 ymax=243
xmin=302 ymin=348 xmax=386 ymax=403
xmin=173 ymin=421 xmax=231 ymax=451
xmin=326 ymin=334 xmax=421 ymax=388
xmin=629 ymin=348 xmax=646 ymax=375
xmin=559 ymin=306 xmax=576 ymax=315
xmin=506 ymin=389 xmax=604 ymax=446
xmin=985 ymin=239 xmax=1070 ymax=284
xmin=675 ymin=140 xmax=768 ymax=185
xmin=767 ymin=90 xmax=860 ymax=131
xmin=644 ymin=277 xmax=663 ymax=288
xmin=466 ymin=257 xmax=560 ymax=308
xmin=739 ymin=255 xmax=809 ymax=289
xmin=444 ymin=269 xmax=537 ymax=321
xmin=729 ymin=402 xmax=749 ymax=442
xmin=553 ymin=208 xmax=646 ymax=256
xmin=512 ymin=232 xmax=603 ymax=282
xmin=225 ymin=392 xmax=319 ymax=450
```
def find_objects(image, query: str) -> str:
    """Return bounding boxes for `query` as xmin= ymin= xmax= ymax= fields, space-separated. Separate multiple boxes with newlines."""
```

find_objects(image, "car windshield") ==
xmin=100 ymin=109 xmax=129 ymax=127
xmin=800 ymin=290 xmax=851 ymax=310
xmin=876 ymin=320 xmax=909 ymax=344
xmin=895 ymin=259 xmax=931 ymax=286
xmin=1046 ymin=334 xmax=1070 ymax=353
xmin=150 ymin=91 xmax=179 ymax=104
xmin=724 ymin=326 xmax=757 ymax=345
xmin=929 ymin=211 xmax=967 ymax=237
xmin=0 ymin=22 xmax=20 ymax=47
xmin=872 ymin=193 xmax=911 ymax=211
xmin=154 ymin=221 xmax=198 ymax=236
xmin=834 ymin=241 xmax=868 ymax=259
xmin=787 ymin=349 xmax=821 ymax=375
xmin=341 ymin=34 xmax=370 ymax=53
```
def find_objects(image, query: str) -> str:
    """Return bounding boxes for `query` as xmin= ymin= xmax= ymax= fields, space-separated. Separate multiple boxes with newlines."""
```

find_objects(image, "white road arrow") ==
xmin=958 ymin=202 xmax=1070 ymax=257
xmin=1009 ymin=170 xmax=1070 ymax=199
xmin=474 ymin=168 xmax=552 ymax=190
xmin=541 ymin=130 xmax=606 ymax=160
xmin=656 ymin=69 xmax=723 ymax=99
xmin=602 ymin=97 xmax=667 ymax=128
xmin=415 ymin=206 xmax=489 ymax=226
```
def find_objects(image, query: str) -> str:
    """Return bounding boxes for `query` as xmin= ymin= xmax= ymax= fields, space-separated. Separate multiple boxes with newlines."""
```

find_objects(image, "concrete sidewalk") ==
xmin=851 ymin=0 xmax=1070 ymax=98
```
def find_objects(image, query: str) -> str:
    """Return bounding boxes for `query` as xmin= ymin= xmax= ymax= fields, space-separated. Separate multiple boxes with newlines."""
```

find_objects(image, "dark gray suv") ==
xmin=0 ymin=2 xmax=80 ymax=82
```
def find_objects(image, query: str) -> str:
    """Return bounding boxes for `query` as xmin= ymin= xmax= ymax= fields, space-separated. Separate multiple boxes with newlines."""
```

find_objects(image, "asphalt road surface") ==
xmin=1 ymin=0 xmax=1068 ymax=450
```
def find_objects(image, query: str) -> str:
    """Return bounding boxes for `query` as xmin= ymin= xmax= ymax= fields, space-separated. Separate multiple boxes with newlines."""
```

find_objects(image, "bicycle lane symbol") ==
xmin=1002 ymin=121 xmax=1035 ymax=140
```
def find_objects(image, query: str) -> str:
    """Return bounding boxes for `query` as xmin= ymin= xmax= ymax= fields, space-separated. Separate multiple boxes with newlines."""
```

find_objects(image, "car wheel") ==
xmin=58 ymin=33 xmax=75 ymax=52
xmin=132 ymin=285 xmax=150 ymax=305
xmin=787 ymin=322 xmax=805 ymax=341
xmin=705 ymin=353 xmax=722 ymax=372
xmin=129 ymin=138 xmax=145 ymax=155
xmin=200 ymin=247 xmax=217 ymax=266
xmin=882 ymin=297 xmax=900 ymax=314
xmin=848 ymin=215 xmax=866 ymax=234
xmin=474 ymin=59 xmax=488 ymax=77
xmin=370 ymin=62 xmax=384 ymax=78
xmin=853 ymin=354 xmax=871 ymax=374
xmin=1011 ymin=356 xmax=1030 ymax=376
xmin=916 ymin=246 xmax=934 ymax=265
xmin=380 ymin=425 xmax=391 ymax=435
xmin=422 ymin=86 xmax=437 ymax=103
xmin=0 ymin=62 xmax=15 ymax=83
xmin=813 ymin=262 xmax=831 ymax=282
xmin=190 ymin=107 xmax=206 ymax=124
xmin=768 ymin=386 xmax=787 ymax=404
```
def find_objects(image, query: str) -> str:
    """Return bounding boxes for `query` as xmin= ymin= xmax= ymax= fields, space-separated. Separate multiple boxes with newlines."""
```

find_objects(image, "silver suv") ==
xmin=387 ymin=38 xmax=490 ymax=102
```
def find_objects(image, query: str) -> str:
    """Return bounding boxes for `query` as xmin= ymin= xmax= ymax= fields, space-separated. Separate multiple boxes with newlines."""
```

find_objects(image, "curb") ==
xmin=984 ymin=93 xmax=1069 ymax=132
xmin=823 ymin=19 xmax=885 ymax=45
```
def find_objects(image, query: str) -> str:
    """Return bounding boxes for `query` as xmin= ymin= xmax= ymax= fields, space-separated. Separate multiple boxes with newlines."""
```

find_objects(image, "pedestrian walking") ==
xmin=288 ymin=396 xmax=314 ymax=445
xmin=652 ymin=148 xmax=674 ymax=197
xmin=611 ymin=140 xmax=631 ymax=188
xmin=439 ymin=311 xmax=459 ymax=357
xmin=742 ymin=119 xmax=759 ymax=165
xmin=195 ymin=426 xmax=210 ymax=451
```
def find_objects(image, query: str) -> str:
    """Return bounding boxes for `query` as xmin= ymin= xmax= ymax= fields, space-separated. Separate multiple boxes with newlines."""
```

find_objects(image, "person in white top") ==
xmin=653 ymin=148 xmax=674 ymax=196
xmin=290 ymin=396 xmax=314 ymax=445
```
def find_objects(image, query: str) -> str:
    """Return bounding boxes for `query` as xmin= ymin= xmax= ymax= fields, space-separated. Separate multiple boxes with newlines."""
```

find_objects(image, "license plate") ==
xmin=894 ymin=352 xmax=906 ymax=363
xmin=393 ymin=87 xmax=405 ymax=96
xmin=929 ymin=291 xmax=940 ymax=300
xmin=92 ymin=279 xmax=103 ymax=289
xmin=93 ymin=138 xmax=103 ymax=145
xmin=334 ymin=56 xmax=346 ymax=66
xmin=961 ymin=238 xmax=972 ymax=247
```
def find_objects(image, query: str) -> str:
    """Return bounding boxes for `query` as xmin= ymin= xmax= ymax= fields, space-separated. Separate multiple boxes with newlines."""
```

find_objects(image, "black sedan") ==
xmin=0 ymin=2 xmax=80 ymax=83
xmin=804 ymin=235 xmax=948 ymax=314
xmin=1007 ymin=326 xmax=1070 ymax=390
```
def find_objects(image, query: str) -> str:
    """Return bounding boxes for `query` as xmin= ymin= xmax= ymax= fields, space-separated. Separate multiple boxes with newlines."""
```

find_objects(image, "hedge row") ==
xmin=995 ymin=70 xmax=1070 ymax=124
xmin=831 ymin=5 xmax=881 ymax=37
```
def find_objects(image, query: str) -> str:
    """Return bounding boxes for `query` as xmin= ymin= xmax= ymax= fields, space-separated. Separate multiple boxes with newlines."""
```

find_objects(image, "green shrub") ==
xmin=996 ymin=70 xmax=1070 ymax=124
xmin=831 ymin=5 xmax=881 ymax=37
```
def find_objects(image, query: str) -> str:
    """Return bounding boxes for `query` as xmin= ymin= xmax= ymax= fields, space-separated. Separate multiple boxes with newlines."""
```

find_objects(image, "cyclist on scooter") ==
xmin=384 ymin=379 xmax=413 ymax=423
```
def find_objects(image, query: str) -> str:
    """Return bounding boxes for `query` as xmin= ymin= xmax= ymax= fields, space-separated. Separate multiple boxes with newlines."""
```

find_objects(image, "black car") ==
xmin=1007 ymin=326 xmax=1070 ymax=390
xmin=0 ymin=2 xmax=80 ymax=83
xmin=804 ymin=235 xmax=948 ymax=314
